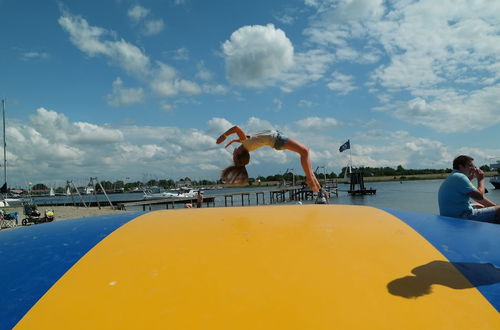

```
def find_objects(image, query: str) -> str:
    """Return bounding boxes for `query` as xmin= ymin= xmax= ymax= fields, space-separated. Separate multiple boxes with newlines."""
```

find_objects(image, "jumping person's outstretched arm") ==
xmin=216 ymin=126 xmax=247 ymax=144
xmin=225 ymin=139 xmax=240 ymax=148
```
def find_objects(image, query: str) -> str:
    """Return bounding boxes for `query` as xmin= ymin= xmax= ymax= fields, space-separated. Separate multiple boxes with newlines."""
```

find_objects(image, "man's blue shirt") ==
xmin=438 ymin=170 xmax=476 ymax=218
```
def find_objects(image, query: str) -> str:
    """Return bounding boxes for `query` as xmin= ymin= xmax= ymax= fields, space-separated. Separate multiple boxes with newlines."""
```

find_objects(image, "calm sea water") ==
xmin=32 ymin=179 xmax=500 ymax=215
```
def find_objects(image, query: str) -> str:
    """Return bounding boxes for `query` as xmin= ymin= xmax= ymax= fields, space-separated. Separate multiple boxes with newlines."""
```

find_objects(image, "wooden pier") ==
xmin=348 ymin=172 xmax=377 ymax=196
xmin=118 ymin=186 xmax=339 ymax=211
xmin=117 ymin=197 xmax=216 ymax=211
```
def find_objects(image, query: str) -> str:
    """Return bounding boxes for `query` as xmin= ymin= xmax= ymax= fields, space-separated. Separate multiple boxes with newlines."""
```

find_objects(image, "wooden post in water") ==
xmin=241 ymin=193 xmax=250 ymax=206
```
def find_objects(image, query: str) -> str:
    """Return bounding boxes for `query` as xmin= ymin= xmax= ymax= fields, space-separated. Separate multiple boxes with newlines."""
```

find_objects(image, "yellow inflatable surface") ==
xmin=1 ymin=205 xmax=499 ymax=329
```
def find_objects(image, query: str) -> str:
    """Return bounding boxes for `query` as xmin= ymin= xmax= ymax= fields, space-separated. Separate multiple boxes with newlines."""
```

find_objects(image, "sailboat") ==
xmin=1 ymin=99 xmax=22 ymax=206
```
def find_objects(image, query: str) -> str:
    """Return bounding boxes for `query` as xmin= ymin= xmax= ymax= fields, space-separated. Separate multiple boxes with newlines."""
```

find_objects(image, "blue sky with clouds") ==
xmin=1 ymin=0 xmax=499 ymax=187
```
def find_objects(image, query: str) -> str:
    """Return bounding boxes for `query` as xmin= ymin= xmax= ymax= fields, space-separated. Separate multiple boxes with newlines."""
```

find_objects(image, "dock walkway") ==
xmin=117 ymin=186 xmax=338 ymax=211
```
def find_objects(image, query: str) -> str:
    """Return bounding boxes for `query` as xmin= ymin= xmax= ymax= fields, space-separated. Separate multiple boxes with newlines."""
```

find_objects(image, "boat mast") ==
xmin=2 ymin=99 xmax=6 ymax=187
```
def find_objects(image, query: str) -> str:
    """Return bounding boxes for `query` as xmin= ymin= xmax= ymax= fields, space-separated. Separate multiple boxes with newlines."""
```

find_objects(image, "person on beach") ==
xmin=196 ymin=190 xmax=203 ymax=208
xmin=216 ymin=126 xmax=322 ymax=194
xmin=438 ymin=155 xmax=500 ymax=224
xmin=315 ymin=188 xmax=329 ymax=204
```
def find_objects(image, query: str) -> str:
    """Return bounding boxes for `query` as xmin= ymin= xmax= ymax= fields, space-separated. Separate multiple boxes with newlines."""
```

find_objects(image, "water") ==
xmin=29 ymin=179 xmax=500 ymax=215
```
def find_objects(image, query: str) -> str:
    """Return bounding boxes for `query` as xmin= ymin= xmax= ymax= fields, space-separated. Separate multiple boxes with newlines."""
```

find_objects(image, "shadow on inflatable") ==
xmin=388 ymin=260 xmax=500 ymax=298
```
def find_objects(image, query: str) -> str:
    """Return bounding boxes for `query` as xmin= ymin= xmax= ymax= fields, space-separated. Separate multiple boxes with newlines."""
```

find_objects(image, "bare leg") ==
xmin=282 ymin=138 xmax=321 ymax=192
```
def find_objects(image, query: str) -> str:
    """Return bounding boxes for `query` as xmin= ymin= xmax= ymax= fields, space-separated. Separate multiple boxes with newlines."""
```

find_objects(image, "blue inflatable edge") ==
xmin=383 ymin=208 xmax=500 ymax=312
xmin=0 ymin=212 xmax=145 ymax=330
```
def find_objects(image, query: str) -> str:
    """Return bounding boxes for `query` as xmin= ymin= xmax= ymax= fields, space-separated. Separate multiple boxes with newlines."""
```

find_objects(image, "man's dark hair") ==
xmin=453 ymin=155 xmax=474 ymax=170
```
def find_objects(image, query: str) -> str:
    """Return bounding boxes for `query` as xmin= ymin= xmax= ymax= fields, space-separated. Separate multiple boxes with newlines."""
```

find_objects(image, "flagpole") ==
xmin=2 ymin=99 xmax=6 ymax=187
xmin=348 ymin=140 xmax=352 ymax=173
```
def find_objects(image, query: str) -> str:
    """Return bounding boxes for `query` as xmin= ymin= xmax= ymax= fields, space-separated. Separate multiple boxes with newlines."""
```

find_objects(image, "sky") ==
xmin=1 ymin=0 xmax=499 ymax=188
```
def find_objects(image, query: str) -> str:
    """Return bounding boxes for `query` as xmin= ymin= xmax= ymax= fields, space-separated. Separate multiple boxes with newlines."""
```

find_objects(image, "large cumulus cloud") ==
xmin=222 ymin=24 xmax=294 ymax=88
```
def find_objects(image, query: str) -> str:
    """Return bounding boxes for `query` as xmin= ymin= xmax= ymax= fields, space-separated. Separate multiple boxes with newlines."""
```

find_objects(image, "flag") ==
xmin=339 ymin=140 xmax=350 ymax=152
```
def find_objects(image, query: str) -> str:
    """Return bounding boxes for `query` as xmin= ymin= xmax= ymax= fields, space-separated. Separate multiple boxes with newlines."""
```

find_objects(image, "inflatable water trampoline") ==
xmin=0 ymin=205 xmax=498 ymax=329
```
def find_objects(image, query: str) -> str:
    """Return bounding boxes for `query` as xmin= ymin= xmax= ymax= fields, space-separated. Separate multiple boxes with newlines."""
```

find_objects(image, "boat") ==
xmin=490 ymin=176 xmax=500 ymax=189
xmin=143 ymin=186 xmax=199 ymax=200
xmin=489 ymin=160 xmax=500 ymax=189
xmin=0 ymin=99 xmax=22 ymax=207
xmin=4 ymin=195 xmax=23 ymax=206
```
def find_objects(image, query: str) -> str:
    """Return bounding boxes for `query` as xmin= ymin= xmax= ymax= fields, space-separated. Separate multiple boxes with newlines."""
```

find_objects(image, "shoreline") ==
xmin=233 ymin=171 xmax=499 ymax=187
xmin=3 ymin=206 xmax=130 ymax=222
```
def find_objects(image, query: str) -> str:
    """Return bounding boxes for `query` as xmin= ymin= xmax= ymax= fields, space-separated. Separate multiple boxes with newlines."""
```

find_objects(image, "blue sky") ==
xmin=1 ymin=0 xmax=499 ymax=187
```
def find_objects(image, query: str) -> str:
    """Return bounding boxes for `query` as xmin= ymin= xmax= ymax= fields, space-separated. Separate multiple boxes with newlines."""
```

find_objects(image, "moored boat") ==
xmin=143 ymin=186 xmax=199 ymax=200
xmin=490 ymin=176 xmax=500 ymax=189
xmin=489 ymin=160 xmax=500 ymax=189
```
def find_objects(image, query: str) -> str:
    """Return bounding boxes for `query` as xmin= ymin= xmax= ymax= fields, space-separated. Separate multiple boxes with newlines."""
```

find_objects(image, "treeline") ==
xmin=339 ymin=165 xmax=452 ymax=178
xmin=338 ymin=164 xmax=496 ymax=178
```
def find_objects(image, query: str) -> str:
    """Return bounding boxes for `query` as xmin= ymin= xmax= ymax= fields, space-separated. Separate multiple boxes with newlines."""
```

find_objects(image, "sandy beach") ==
xmin=3 ymin=205 xmax=131 ymax=223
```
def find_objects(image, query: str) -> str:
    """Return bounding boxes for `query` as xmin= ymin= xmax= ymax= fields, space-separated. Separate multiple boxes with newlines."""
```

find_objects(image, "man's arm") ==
xmin=469 ymin=168 xmax=497 ymax=206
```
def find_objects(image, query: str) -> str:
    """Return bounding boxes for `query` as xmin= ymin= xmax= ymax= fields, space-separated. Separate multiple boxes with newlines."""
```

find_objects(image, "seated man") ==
xmin=438 ymin=155 xmax=500 ymax=224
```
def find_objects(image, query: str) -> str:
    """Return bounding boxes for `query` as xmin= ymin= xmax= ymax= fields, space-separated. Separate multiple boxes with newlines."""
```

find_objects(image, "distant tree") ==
xmin=158 ymin=179 xmax=173 ymax=188
xmin=114 ymin=180 xmax=125 ymax=189
xmin=327 ymin=172 xmax=338 ymax=179
xmin=480 ymin=165 xmax=490 ymax=172
xmin=124 ymin=181 xmax=143 ymax=191
xmin=32 ymin=183 xmax=48 ymax=191
xmin=100 ymin=180 xmax=113 ymax=191
xmin=198 ymin=179 xmax=216 ymax=186
xmin=146 ymin=179 xmax=158 ymax=187
xmin=283 ymin=172 xmax=294 ymax=181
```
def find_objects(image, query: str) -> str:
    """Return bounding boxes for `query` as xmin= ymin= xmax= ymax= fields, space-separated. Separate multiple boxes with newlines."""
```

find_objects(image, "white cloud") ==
xmin=280 ymin=49 xmax=335 ymax=92
xmin=160 ymin=102 xmax=175 ymax=112
xmin=59 ymin=10 xmax=195 ymax=100
xmin=245 ymin=117 xmax=276 ymax=133
xmin=106 ymin=77 xmax=145 ymax=106
xmin=207 ymin=117 xmax=233 ymax=134
xmin=128 ymin=5 xmax=164 ymax=36
xmin=196 ymin=61 xmax=212 ymax=81
xmin=71 ymin=122 xmax=124 ymax=144
xmin=302 ymin=0 xmax=500 ymax=133
xmin=394 ymin=86 xmax=500 ymax=132
xmin=273 ymin=98 xmax=283 ymax=111
xmin=128 ymin=5 xmax=149 ymax=23
xmin=327 ymin=71 xmax=357 ymax=95
xmin=298 ymin=99 xmax=315 ymax=108
xmin=296 ymin=117 xmax=340 ymax=130
xmin=7 ymin=109 xmax=230 ymax=185
xmin=150 ymin=61 xmax=202 ymax=96
xmin=22 ymin=51 xmax=49 ymax=61
xmin=202 ymin=83 xmax=228 ymax=95
xmin=58 ymin=11 xmax=150 ymax=78
xmin=171 ymin=48 xmax=189 ymax=60
xmin=143 ymin=19 xmax=165 ymax=36
xmin=222 ymin=24 xmax=294 ymax=87
xmin=318 ymin=0 xmax=385 ymax=22
xmin=29 ymin=108 xmax=124 ymax=145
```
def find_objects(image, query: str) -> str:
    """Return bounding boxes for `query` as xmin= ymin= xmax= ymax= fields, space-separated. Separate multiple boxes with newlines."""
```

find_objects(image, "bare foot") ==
xmin=306 ymin=178 xmax=320 ymax=193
